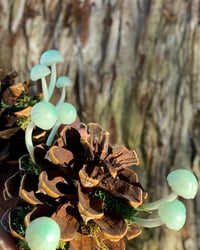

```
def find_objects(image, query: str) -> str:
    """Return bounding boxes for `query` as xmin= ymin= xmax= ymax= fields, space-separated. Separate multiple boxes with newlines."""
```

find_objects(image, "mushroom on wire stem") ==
xmin=135 ymin=200 xmax=186 ymax=230
xmin=142 ymin=169 xmax=198 ymax=210
xmin=40 ymin=50 xmax=64 ymax=101
xmin=46 ymin=102 xmax=77 ymax=146
xmin=56 ymin=76 xmax=72 ymax=105
xmin=30 ymin=64 xmax=50 ymax=102
xmin=25 ymin=101 xmax=58 ymax=161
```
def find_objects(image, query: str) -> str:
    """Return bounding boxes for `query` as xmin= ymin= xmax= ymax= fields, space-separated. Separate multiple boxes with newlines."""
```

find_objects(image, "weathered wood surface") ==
xmin=0 ymin=1 xmax=200 ymax=249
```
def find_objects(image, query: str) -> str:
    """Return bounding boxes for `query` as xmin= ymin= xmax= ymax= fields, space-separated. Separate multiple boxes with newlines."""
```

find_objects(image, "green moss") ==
xmin=12 ymin=205 xmax=34 ymax=238
xmin=21 ymin=157 xmax=41 ymax=175
xmin=16 ymin=115 xmax=31 ymax=130
xmin=81 ymin=221 xmax=108 ymax=250
xmin=1 ymin=92 xmax=39 ymax=111
xmin=57 ymin=241 xmax=69 ymax=250
xmin=17 ymin=240 xmax=30 ymax=250
xmin=92 ymin=189 xmax=139 ymax=222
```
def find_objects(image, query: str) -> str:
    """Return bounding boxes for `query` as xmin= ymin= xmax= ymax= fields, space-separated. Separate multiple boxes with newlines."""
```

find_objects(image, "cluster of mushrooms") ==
xmin=0 ymin=50 xmax=198 ymax=250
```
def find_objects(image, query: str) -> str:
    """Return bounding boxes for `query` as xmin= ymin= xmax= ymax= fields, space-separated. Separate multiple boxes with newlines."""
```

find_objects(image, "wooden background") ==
xmin=0 ymin=1 xmax=199 ymax=249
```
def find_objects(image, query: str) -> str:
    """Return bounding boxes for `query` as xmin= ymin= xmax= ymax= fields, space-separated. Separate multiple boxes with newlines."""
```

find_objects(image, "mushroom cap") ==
xmin=167 ymin=169 xmax=198 ymax=199
xmin=56 ymin=102 xmax=77 ymax=124
xmin=56 ymin=76 xmax=72 ymax=88
xmin=40 ymin=49 xmax=64 ymax=66
xmin=31 ymin=101 xmax=58 ymax=130
xmin=158 ymin=200 xmax=186 ymax=230
xmin=25 ymin=216 xmax=61 ymax=250
xmin=30 ymin=64 xmax=50 ymax=81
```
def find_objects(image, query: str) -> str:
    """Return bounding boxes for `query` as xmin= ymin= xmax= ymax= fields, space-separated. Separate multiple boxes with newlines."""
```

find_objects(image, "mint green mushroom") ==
xmin=134 ymin=200 xmax=186 ymax=231
xmin=143 ymin=169 xmax=198 ymax=210
xmin=167 ymin=169 xmax=198 ymax=199
xmin=30 ymin=64 xmax=50 ymax=102
xmin=25 ymin=101 xmax=58 ymax=160
xmin=46 ymin=102 xmax=77 ymax=146
xmin=56 ymin=76 xmax=72 ymax=105
xmin=40 ymin=50 xmax=64 ymax=100
xmin=31 ymin=101 xmax=58 ymax=130
xmin=25 ymin=120 xmax=36 ymax=161
xmin=25 ymin=217 xmax=60 ymax=250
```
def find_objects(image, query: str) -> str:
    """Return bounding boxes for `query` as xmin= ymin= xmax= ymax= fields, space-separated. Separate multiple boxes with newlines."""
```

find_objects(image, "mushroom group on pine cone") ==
xmin=2 ymin=122 xmax=147 ymax=250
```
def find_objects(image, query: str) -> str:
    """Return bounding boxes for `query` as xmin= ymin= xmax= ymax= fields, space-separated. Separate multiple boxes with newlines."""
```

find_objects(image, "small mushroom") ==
xmin=134 ymin=200 xmax=186 ymax=231
xmin=40 ymin=49 xmax=64 ymax=100
xmin=143 ymin=168 xmax=198 ymax=210
xmin=30 ymin=64 xmax=50 ymax=102
xmin=25 ymin=216 xmax=61 ymax=250
xmin=167 ymin=168 xmax=198 ymax=199
xmin=46 ymin=102 xmax=77 ymax=146
xmin=31 ymin=101 xmax=58 ymax=130
xmin=25 ymin=101 xmax=58 ymax=159
xmin=56 ymin=76 xmax=72 ymax=105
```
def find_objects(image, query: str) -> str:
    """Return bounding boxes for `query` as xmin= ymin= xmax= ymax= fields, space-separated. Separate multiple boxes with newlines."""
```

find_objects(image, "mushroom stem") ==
xmin=136 ymin=199 xmax=186 ymax=231
xmin=25 ymin=120 xmax=35 ymax=161
xmin=57 ymin=87 xmax=66 ymax=106
xmin=134 ymin=217 xmax=163 ymax=228
xmin=41 ymin=77 xmax=49 ymax=102
xmin=46 ymin=122 xmax=60 ymax=146
xmin=48 ymin=64 xmax=56 ymax=100
xmin=142 ymin=192 xmax=178 ymax=210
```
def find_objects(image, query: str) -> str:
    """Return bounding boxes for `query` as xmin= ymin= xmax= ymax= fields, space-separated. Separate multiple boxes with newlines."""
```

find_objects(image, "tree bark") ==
xmin=0 ymin=0 xmax=199 ymax=249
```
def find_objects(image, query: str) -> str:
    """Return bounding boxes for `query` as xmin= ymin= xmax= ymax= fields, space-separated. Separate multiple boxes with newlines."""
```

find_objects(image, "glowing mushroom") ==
xmin=30 ymin=64 xmax=50 ymax=102
xmin=40 ymin=50 xmax=64 ymax=100
xmin=56 ymin=76 xmax=72 ymax=105
xmin=46 ymin=102 xmax=77 ymax=146
xmin=143 ymin=169 xmax=198 ymax=210
xmin=134 ymin=200 xmax=186 ymax=230
xmin=25 ymin=101 xmax=58 ymax=160
xmin=25 ymin=216 xmax=61 ymax=250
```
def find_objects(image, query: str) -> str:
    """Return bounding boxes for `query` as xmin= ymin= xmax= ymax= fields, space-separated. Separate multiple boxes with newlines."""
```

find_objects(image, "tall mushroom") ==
xmin=40 ymin=50 xmax=64 ymax=101
xmin=30 ymin=64 xmax=50 ymax=102
xmin=55 ymin=76 xmax=72 ymax=105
